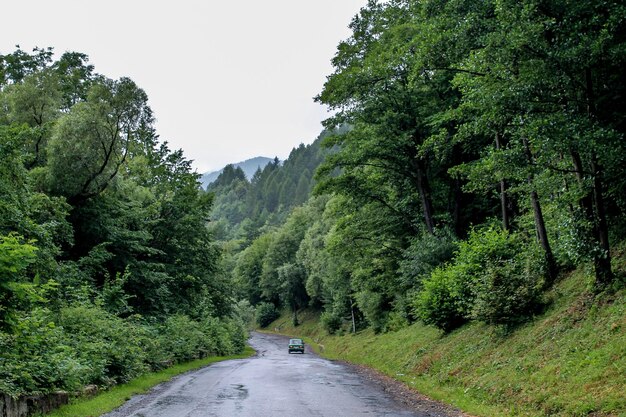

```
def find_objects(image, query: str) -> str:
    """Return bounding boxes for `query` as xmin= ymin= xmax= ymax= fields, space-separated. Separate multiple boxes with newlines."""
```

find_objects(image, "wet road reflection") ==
xmin=103 ymin=332 xmax=426 ymax=417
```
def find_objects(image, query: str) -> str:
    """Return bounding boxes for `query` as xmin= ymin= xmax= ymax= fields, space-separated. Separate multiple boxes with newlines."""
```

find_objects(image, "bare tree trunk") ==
xmin=453 ymin=177 xmax=463 ymax=237
xmin=591 ymin=156 xmax=613 ymax=287
xmin=495 ymin=132 xmax=511 ymax=231
xmin=523 ymin=138 xmax=558 ymax=286
xmin=416 ymin=161 xmax=435 ymax=235
xmin=566 ymin=69 xmax=614 ymax=289
xmin=570 ymin=150 xmax=595 ymax=216
xmin=559 ymin=152 xmax=576 ymax=215
xmin=292 ymin=304 xmax=299 ymax=326
xmin=529 ymin=187 xmax=558 ymax=285
xmin=351 ymin=301 xmax=356 ymax=334
xmin=585 ymin=68 xmax=613 ymax=288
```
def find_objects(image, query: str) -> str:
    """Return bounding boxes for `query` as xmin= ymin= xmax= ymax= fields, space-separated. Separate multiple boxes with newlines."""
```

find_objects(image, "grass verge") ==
xmin=265 ymin=269 xmax=625 ymax=417
xmin=45 ymin=346 xmax=256 ymax=417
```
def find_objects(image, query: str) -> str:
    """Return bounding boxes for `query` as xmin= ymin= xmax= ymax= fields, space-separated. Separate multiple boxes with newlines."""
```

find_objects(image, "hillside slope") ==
xmin=267 ymin=268 xmax=625 ymax=417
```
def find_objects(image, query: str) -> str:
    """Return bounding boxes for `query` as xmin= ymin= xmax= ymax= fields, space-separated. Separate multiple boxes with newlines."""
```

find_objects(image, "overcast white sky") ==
xmin=0 ymin=0 xmax=365 ymax=173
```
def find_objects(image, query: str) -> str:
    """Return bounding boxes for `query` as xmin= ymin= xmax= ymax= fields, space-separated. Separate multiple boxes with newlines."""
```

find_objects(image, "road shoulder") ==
xmin=344 ymin=361 xmax=475 ymax=417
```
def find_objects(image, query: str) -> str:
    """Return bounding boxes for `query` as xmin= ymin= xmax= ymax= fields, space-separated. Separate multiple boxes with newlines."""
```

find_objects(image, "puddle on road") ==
xmin=359 ymin=395 xmax=381 ymax=402
xmin=311 ymin=377 xmax=335 ymax=386
xmin=209 ymin=383 xmax=249 ymax=413
xmin=233 ymin=384 xmax=249 ymax=400
xmin=216 ymin=384 xmax=249 ymax=401
xmin=154 ymin=395 xmax=197 ymax=407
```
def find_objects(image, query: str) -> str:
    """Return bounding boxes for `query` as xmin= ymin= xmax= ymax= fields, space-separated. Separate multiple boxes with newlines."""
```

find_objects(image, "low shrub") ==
xmin=320 ymin=310 xmax=342 ymax=334
xmin=255 ymin=302 xmax=280 ymax=328
xmin=472 ymin=243 xmax=545 ymax=326
xmin=0 ymin=303 xmax=247 ymax=397
xmin=224 ymin=318 xmax=247 ymax=353
xmin=202 ymin=316 xmax=233 ymax=356
xmin=0 ymin=308 xmax=85 ymax=396
xmin=415 ymin=266 xmax=470 ymax=332
xmin=415 ymin=227 xmax=546 ymax=331
xmin=399 ymin=228 xmax=457 ymax=288
xmin=354 ymin=290 xmax=388 ymax=334
xmin=158 ymin=314 xmax=246 ymax=363
xmin=158 ymin=314 xmax=208 ymax=363
xmin=58 ymin=304 xmax=150 ymax=386
xmin=232 ymin=299 xmax=255 ymax=328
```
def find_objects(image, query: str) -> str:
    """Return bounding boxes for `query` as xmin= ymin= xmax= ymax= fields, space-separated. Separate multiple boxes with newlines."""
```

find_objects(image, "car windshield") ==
xmin=289 ymin=339 xmax=302 ymax=344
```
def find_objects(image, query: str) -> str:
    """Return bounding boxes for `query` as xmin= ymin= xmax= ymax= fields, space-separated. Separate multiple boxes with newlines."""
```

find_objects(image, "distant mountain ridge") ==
xmin=200 ymin=156 xmax=273 ymax=189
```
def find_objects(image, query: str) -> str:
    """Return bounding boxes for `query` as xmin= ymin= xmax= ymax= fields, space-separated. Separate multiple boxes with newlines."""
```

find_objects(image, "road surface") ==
xmin=103 ymin=332 xmax=447 ymax=417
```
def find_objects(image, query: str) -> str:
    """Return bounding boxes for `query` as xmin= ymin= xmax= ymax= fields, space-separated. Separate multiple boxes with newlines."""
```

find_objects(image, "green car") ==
xmin=288 ymin=338 xmax=305 ymax=354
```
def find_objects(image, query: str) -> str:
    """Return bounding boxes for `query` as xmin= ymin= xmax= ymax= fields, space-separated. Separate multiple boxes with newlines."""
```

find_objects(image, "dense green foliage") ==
xmin=255 ymin=302 xmax=280 ymax=328
xmin=210 ymin=0 xmax=625 ymax=337
xmin=3 ymin=0 xmax=624 ymax=407
xmin=417 ymin=227 xmax=546 ymax=330
xmin=207 ymin=132 xmax=337 ymax=242
xmin=0 ymin=48 xmax=244 ymax=397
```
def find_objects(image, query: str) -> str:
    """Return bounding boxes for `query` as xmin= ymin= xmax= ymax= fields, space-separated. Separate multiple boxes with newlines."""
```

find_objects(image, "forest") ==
xmin=0 ymin=48 xmax=245 ymax=397
xmin=1 ymin=0 xmax=624 ymax=405
xmin=214 ymin=0 xmax=625 ymax=335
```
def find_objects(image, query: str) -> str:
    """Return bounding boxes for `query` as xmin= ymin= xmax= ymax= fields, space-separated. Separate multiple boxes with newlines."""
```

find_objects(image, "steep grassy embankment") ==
xmin=267 ymin=269 xmax=625 ymax=417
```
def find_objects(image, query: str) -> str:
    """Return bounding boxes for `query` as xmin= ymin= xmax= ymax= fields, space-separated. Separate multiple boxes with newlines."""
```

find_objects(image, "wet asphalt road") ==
xmin=102 ymin=332 xmax=426 ymax=417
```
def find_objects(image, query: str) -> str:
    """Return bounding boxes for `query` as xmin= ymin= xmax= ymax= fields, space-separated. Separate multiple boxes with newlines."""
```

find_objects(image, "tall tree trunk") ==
xmin=416 ymin=160 xmax=435 ymax=235
xmin=495 ymin=132 xmax=511 ymax=231
xmin=584 ymin=67 xmax=613 ymax=288
xmin=350 ymin=299 xmax=356 ymax=334
xmin=591 ymin=156 xmax=613 ymax=287
xmin=570 ymin=149 xmax=606 ymax=282
xmin=411 ymin=131 xmax=435 ymax=234
xmin=570 ymin=150 xmax=595 ymax=217
xmin=292 ymin=302 xmax=299 ymax=326
xmin=499 ymin=180 xmax=511 ymax=231
xmin=453 ymin=177 xmax=463 ymax=237
xmin=523 ymin=138 xmax=558 ymax=286
xmin=559 ymin=152 xmax=576 ymax=215
xmin=529 ymin=187 xmax=558 ymax=286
